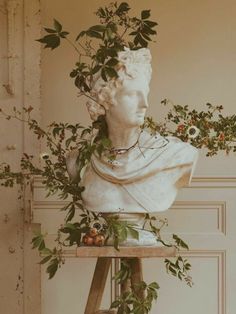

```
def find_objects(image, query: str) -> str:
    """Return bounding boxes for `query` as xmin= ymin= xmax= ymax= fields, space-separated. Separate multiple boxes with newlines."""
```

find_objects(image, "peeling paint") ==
xmin=15 ymin=273 xmax=23 ymax=295
xmin=3 ymin=214 xmax=9 ymax=223
xmin=8 ymin=246 xmax=16 ymax=253
xmin=2 ymin=84 xmax=14 ymax=95
xmin=0 ymin=2 xmax=7 ymax=15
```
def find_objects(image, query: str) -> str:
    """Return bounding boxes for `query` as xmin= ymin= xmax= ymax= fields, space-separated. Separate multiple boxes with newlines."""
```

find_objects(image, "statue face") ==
xmin=106 ymin=76 xmax=150 ymax=128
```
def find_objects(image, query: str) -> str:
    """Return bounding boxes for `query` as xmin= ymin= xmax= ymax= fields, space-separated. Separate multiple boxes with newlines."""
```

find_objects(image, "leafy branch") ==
xmin=36 ymin=2 xmax=158 ymax=93
xmin=143 ymin=100 xmax=236 ymax=156
xmin=143 ymin=214 xmax=193 ymax=287
xmin=111 ymin=259 xmax=160 ymax=314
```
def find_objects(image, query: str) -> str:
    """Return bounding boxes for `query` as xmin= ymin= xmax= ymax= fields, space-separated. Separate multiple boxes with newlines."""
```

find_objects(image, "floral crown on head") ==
xmin=87 ymin=47 xmax=152 ymax=121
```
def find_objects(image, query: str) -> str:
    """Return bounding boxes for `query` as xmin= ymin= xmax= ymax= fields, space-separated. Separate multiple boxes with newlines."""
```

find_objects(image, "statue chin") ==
xmin=101 ymin=213 xmax=161 ymax=247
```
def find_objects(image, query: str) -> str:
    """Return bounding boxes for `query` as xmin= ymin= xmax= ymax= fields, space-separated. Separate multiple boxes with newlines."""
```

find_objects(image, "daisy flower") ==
xmin=186 ymin=126 xmax=200 ymax=139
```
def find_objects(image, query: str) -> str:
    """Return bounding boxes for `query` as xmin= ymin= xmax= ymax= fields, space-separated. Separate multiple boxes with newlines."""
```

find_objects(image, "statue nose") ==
xmin=141 ymin=97 xmax=149 ymax=108
xmin=137 ymin=91 xmax=149 ymax=109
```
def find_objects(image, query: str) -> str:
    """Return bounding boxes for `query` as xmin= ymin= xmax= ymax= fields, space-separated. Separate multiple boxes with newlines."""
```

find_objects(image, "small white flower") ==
xmin=186 ymin=126 xmax=200 ymax=139
xmin=40 ymin=152 xmax=50 ymax=160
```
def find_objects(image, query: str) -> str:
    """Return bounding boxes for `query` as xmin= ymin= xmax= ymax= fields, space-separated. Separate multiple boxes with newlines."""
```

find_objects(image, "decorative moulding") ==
xmin=170 ymin=201 xmax=226 ymax=235
xmin=180 ymin=250 xmax=226 ymax=314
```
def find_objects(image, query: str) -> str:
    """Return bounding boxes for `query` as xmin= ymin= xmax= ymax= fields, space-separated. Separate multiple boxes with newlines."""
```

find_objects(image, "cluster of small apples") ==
xmin=82 ymin=222 xmax=106 ymax=247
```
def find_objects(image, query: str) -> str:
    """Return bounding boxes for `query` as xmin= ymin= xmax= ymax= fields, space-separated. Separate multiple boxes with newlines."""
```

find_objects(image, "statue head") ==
xmin=86 ymin=48 xmax=152 ymax=126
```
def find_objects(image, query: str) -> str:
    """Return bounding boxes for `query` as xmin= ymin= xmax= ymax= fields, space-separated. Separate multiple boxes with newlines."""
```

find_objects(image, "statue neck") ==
xmin=107 ymin=124 xmax=140 ymax=150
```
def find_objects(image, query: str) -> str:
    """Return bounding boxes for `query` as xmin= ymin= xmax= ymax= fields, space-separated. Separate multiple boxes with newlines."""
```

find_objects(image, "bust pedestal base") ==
xmin=101 ymin=213 xmax=160 ymax=246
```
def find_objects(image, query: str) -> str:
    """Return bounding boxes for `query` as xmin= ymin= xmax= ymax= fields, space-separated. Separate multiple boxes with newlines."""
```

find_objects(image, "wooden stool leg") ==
xmin=120 ymin=277 xmax=131 ymax=295
xmin=129 ymin=258 xmax=145 ymax=300
xmin=120 ymin=258 xmax=131 ymax=295
xmin=85 ymin=257 xmax=112 ymax=314
xmin=120 ymin=258 xmax=145 ymax=300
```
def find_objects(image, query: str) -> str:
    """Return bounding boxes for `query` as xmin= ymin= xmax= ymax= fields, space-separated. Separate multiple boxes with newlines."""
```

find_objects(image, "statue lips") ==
xmin=136 ymin=111 xmax=146 ymax=123
xmin=136 ymin=111 xmax=146 ymax=117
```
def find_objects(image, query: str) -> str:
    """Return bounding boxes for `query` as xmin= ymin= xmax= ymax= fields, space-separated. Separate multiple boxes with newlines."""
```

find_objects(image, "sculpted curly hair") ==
xmin=86 ymin=48 xmax=152 ymax=121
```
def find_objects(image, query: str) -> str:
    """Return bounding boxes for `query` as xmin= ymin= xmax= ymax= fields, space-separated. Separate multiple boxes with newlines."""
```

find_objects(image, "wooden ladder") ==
xmin=76 ymin=246 xmax=176 ymax=314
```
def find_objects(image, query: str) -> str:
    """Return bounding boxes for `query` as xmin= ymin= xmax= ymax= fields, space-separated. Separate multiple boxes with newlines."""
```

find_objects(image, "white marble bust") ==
xmin=66 ymin=48 xmax=198 ymax=245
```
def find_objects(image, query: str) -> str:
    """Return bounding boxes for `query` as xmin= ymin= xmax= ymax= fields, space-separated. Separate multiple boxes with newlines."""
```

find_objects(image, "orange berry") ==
xmin=89 ymin=228 xmax=98 ymax=238
xmin=177 ymin=124 xmax=185 ymax=133
xmin=219 ymin=133 xmax=225 ymax=141
xmin=82 ymin=235 xmax=94 ymax=246
xmin=94 ymin=234 xmax=105 ymax=246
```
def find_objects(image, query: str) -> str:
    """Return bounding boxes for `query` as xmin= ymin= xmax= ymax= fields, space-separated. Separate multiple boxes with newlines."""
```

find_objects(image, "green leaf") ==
xmin=39 ymin=239 xmax=46 ymax=250
xmin=66 ymin=205 xmax=75 ymax=222
xmin=65 ymin=138 xmax=72 ymax=148
xmin=141 ymin=10 xmax=151 ymax=20
xmin=31 ymin=235 xmax=43 ymax=249
xmin=82 ymin=82 xmax=90 ymax=92
xmin=143 ymin=25 xmax=156 ymax=35
xmin=87 ymin=30 xmax=103 ymax=39
xmin=89 ymin=25 xmax=106 ymax=32
xmin=39 ymin=255 xmax=52 ymax=265
xmin=141 ymin=32 xmax=151 ymax=41
xmin=41 ymin=248 xmax=53 ymax=255
xmin=47 ymin=258 xmax=59 ymax=279
xmin=105 ymin=67 xmax=118 ymax=79
xmin=148 ymin=282 xmax=160 ymax=290
xmin=76 ymin=30 xmax=86 ymax=41
xmin=129 ymin=31 xmax=138 ymax=36
xmin=64 ymin=222 xmax=76 ymax=230
xmin=101 ymin=137 xmax=112 ymax=148
xmin=91 ymin=65 xmax=102 ymax=74
xmin=44 ymin=28 xmax=57 ymax=33
xmin=70 ymin=69 xmax=77 ymax=78
xmin=59 ymin=31 xmax=69 ymax=38
xmin=169 ymin=266 xmax=177 ymax=275
xmin=114 ymin=236 xmax=119 ymax=251
xmin=75 ymin=75 xmax=85 ymax=88
xmin=127 ymin=227 xmax=139 ymax=240
xmin=106 ymin=58 xmax=119 ymax=67
xmin=106 ymin=49 xmax=118 ymax=57
xmin=97 ymin=7 xmax=106 ymax=18
xmin=101 ymin=68 xmax=107 ymax=81
xmin=53 ymin=19 xmax=62 ymax=32
xmin=173 ymin=234 xmax=189 ymax=250
xmin=36 ymin=34 xmax=60 ymax=50
xmin=116 ymin=2 xmax=130 ymax=15
xmin=134 ymin=33 xmax=148 ymax=47
xmin=119 ymin=227 xmax=128 ymax=242
xmin=111 ymin=300 xmax=120 ymax=308
xmin=144 ymin=20 xmax=158 ymax=28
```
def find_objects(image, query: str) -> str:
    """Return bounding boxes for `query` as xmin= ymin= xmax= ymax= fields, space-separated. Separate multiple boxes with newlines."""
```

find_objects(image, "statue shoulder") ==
xmin=167 ymin=135 xmax=199 ymax=157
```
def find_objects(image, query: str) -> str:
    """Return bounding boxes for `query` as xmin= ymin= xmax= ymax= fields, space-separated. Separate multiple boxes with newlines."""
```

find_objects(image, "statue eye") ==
xmin=125 ymin=91 xmax=137 ymax=97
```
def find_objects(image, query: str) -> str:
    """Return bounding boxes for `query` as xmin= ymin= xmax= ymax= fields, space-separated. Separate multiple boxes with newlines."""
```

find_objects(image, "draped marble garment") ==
xmin=77 ymin=130 xmax=199 ymax=213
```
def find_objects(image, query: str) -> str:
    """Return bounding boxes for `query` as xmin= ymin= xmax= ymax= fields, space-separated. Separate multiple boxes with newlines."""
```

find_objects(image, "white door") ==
xmin=144 ymin=176 xmax=236 ymax=314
